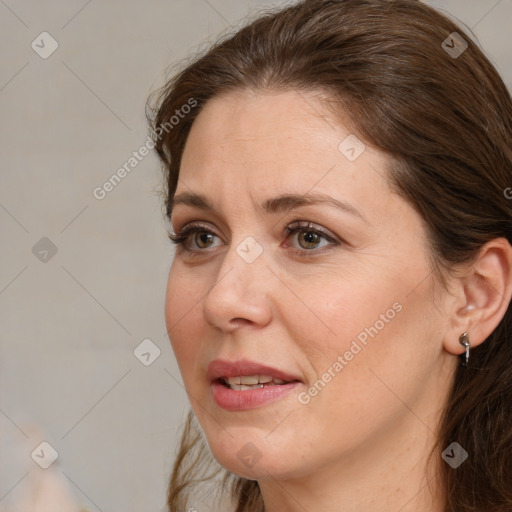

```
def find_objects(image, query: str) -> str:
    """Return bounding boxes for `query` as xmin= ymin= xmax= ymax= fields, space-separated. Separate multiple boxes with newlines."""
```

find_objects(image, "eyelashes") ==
xmin=283 ymin=222 xmax=338 ymax=251
xmin=168 ymin=221 xmax=340 ymax=256
xmin=167 ymin=221 xmax=220 ymax=249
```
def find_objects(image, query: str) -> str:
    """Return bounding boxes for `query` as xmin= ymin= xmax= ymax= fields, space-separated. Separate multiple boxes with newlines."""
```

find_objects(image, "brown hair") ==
xmin=147 ymin=1 xmax=512 ymax=510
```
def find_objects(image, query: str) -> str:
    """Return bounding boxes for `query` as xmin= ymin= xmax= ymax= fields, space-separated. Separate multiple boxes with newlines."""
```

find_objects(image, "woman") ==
xmin=147 ymin=0 xmax=512 ymax=510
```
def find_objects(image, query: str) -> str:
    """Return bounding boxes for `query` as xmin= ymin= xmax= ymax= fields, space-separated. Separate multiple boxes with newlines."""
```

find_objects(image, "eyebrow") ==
xmin=169 ymin=191 xmax=367 ymax=223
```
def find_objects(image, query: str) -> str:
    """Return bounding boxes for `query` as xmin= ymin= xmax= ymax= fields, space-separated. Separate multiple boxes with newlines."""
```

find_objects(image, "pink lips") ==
xmin=207 ymin=358 xmax=302 ymax=411
xmin=207 ymin=358 xmax=302 ymax=383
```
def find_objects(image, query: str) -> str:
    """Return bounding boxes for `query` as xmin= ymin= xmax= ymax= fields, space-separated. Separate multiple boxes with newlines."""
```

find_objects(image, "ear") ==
xmin=443 ymin=237 xmax=512 ymax=357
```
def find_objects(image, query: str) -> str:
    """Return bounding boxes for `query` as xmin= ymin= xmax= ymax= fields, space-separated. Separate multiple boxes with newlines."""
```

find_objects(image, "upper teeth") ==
xmin=224 ymin=375 xmax=286 ymax=386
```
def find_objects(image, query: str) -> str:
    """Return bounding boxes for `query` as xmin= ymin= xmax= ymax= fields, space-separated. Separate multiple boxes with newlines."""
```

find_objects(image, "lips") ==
xmin=207 ymin=358 xmax=302 ymax=411
xmin=206 ymin=358 xmax=302 ymax=384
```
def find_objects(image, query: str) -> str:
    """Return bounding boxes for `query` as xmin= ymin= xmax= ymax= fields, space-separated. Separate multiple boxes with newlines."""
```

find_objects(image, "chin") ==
xmin=204 ymin=430 xmax=302 ymax=481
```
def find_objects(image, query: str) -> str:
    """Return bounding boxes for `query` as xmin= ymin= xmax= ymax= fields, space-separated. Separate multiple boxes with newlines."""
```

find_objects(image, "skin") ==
xmin=164 ymin=89 xmax=512 ymax=512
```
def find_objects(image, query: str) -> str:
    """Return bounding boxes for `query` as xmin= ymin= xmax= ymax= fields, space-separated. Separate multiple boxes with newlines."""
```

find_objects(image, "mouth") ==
xmin=207 ymin=358 xmax=303 ymax=410
xmin=207 ymin=358 xmax=302 ymax=386
xmin=217 ymin=374 xmax=297 ymax=391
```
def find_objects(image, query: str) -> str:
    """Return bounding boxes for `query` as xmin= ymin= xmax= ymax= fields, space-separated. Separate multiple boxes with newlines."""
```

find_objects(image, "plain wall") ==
xmin=1 ymin=1 xmax=511 ymax=511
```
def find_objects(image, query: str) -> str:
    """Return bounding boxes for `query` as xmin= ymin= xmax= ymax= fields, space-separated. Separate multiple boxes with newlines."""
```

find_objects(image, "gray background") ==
xmin=1 ymin=1 xmax=511 ymax=511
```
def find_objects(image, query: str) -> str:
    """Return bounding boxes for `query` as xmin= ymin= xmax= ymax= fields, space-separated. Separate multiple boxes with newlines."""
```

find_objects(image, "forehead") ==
xmin=182 ymin=90 xmax=379 ymax=170
xmin=176 ymin=89 xmax=393 ymax=220
xmin=182 ymin=89 xmax=344 ymax=160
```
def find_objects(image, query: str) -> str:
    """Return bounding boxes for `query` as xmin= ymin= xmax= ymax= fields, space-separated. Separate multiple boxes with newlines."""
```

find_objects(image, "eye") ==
xmin=283 ymin=221 xmax=339 ymax=252
xmin=168 ymin=220 xmax=340 ymax=256
xmin=168 ymin=224 xmax=222 ymax=251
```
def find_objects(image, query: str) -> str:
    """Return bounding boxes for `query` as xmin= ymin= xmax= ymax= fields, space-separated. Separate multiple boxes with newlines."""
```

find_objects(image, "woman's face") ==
xmin=165 ymin=89 xmax=456 ymax=480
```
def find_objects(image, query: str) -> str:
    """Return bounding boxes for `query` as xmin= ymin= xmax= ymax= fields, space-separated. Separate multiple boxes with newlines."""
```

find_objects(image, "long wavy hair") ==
xmin=147 ymin=1 xmax=512 ymax=510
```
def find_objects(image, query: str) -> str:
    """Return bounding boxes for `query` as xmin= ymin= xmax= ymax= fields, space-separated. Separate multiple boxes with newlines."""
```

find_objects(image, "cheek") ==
xmin=290 ymin=261 xmax=434 ymax=400
xmin=300 ymin=269 xmax=438 ymax=416
xmin=165 ymin=264 xmax=207 ymax=378
xmin=288 ymin=267 xmax=405 ymax=361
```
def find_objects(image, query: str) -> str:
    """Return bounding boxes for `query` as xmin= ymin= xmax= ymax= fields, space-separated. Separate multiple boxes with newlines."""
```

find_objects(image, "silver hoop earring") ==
xmin=459 ymin=332 xmax=471 ymax=366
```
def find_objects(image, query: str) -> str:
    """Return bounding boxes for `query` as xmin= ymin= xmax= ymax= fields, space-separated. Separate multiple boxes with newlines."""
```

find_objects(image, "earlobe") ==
xmin=443 ymin=237 xmax=512 ymax=360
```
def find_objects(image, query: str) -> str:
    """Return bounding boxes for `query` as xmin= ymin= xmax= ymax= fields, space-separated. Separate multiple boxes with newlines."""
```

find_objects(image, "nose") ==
xmin=203 ymin=239 xmax=273 ymax=332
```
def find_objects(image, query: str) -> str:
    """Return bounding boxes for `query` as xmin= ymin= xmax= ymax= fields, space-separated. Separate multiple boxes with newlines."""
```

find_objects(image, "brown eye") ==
xmin=298 ymin=230 xmax=322 ymax=249
xmin=194 ymin=231 xmax=215 ymax=249
xmin=283 ymin=222 xmax=339 ymax=254
xmin=168 ymin=225 xmax=222 ymax=253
